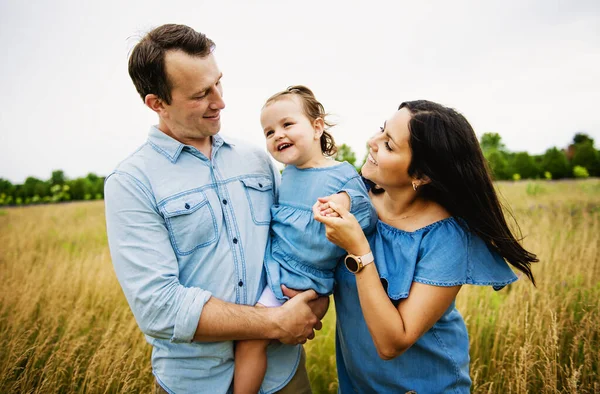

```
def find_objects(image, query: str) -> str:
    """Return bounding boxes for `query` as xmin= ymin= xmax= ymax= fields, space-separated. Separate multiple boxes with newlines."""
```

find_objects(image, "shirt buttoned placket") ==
xmin=210 ymin=142 xmax=248 ymax=305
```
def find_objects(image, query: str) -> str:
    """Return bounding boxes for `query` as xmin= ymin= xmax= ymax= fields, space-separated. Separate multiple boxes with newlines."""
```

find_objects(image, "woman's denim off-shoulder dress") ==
xmin=262 ymin=162 xmax=377 ymax=304
xmin=334 ymin=217 xmax=519 ymax=393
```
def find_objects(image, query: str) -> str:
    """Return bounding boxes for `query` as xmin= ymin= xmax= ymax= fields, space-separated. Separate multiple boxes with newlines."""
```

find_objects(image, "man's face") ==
xmin=159 ymin=51 xmax=225 ymax=144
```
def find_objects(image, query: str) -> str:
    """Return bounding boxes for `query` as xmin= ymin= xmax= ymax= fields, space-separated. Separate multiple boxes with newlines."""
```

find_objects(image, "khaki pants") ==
xmin=275 ymin=347 xmax=311 ymax=394
xmin=154 ymin=348 xmax=312 ymax=394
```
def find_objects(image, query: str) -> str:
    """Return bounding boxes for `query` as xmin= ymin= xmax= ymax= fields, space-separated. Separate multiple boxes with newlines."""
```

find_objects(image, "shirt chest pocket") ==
xmin=240 ymin=177 xmax=274 ymax=226
xmin=161 ymin=191 xmax=218 ymax=255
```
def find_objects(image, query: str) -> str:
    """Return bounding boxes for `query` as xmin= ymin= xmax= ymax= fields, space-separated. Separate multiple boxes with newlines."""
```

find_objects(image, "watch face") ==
xmin=345 ymin=256 xmax=359 ymax=272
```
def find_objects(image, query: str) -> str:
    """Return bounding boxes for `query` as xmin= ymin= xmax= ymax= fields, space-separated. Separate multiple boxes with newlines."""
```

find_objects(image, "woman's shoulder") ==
xmin=373 ymin=217 xmax=518 ymax=300
xmin=417 ymin=218 xmax=517 ymax=288
xmin=376 ymin=215 xmax=464 ymax=240
xmin=418 ymin=217 xmax=468 ymax=249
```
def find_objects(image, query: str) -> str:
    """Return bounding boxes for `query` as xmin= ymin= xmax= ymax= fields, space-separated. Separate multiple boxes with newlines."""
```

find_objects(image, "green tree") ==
xmin=480 ymin=133 xmax=506 ymax=155
xmin=335 ymin=143 xmax=357 ymax=167
xmin=510 ymin=152 xmax=540 ymax=179
xmin=50 ymin=184 xmax=71 ymax=202
xmin=22 ymin=177 xmax=50 ymax=198
xmin=355 ymin=143 xmax=371 ymax=173
xmin=485 ymin=150 xmax=510 ymax=180
xmin=0 ymin=178 xmax=15 ymax=197
xmin=93 ymin=176 xmax=106 ymax=198
xmin=83 ymin=173 xmax=104 ymax=200
xmin=480 ymin=133 xmax=513 ymax=180
xmin=69 ymin=178 xmax=92 ymax=201
xmin=573 ymin=133 xmax=594 ymax=146
xmin=86 ymin=173 xmax=99 ymax=183
xmin=50 ymin=170 xmax=66 ymax=186
xmin=573 ymin=165 xmax=589 ymax=178
xmin=541 ymin=147 xmax=571 ymax=179
xmin=571 ymin=142 xmax=600 ymax=176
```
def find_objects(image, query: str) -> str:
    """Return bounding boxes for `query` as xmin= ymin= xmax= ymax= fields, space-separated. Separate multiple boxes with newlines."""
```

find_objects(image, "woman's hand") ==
xmin=313 ymin=198 xmax=371 ymax=255
xmin=318 ymin=192 xmax=350 ymax=217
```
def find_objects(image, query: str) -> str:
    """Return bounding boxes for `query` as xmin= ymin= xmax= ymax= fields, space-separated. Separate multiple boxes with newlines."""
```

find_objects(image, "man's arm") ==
xmin=105 ymin=172 xmax=319 ymax=345
xmin=194 ymin=291 xmax=319 ymax=344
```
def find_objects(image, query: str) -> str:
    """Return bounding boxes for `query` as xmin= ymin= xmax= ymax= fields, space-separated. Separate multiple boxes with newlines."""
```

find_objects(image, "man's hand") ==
xmin=270 ymin=289 xmax=319 ymax=345
xmin=282 ymin=285 xmax=329 ymax=331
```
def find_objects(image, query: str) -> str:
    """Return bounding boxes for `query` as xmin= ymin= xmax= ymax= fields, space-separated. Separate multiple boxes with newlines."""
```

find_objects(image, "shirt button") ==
xmin=233 ymin=238 xmax=238 ymax=244
xmin=184 ymin=203 xmax=190 ymax=209
xmin=238 ymin=280 xmax=244 ymax=287
xmin=222 ymin=199 xmax=227 ymax=205
xmin=258 ymin=183 xmax=263 ymax=188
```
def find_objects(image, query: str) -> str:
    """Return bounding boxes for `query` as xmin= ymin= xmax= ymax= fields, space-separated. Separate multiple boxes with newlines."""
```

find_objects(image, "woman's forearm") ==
xmin=354 ymin=263 xmax=409 ymax=359
xmin=353 ymin=260 xmax=462 ymax=360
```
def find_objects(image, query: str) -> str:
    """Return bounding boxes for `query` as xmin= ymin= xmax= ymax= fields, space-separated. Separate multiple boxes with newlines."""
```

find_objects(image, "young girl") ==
xmin=314 ymin=100 xmax=538 ymax=393
xmin=233 ymin=86 xmax=376 ymax=393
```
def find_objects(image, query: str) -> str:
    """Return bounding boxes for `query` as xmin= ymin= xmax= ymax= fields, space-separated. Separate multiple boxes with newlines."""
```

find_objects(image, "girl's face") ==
xmin=361 ymin=107 xmax=414 ymax=190
xmin=260 ymin=96 xmax=324 ymax=168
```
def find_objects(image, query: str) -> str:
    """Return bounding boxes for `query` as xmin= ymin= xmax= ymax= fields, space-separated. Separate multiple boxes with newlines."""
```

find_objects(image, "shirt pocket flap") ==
xmin=240 ymin=177 xmax=273 ymax=192
xmin=162 ymin=192 xmax=209 ymax=218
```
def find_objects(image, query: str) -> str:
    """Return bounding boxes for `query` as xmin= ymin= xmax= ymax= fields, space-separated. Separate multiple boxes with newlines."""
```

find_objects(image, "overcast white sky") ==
xmin=1 ymin=0 xmax=599 ymax=183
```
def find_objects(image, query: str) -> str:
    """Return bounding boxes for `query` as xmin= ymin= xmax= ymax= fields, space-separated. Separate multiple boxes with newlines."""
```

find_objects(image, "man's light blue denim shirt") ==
xmin=105 ymin=126 xmax=301 ymax=394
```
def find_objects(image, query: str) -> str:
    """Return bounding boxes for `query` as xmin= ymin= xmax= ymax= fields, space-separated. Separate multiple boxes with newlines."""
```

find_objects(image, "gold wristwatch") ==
xmin=344 ymin=251 xmax=374 ymax=273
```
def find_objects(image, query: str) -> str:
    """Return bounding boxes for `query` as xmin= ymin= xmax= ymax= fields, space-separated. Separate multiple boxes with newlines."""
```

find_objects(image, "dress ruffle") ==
xmin=372 ymin=217 xmax=518 ymax=301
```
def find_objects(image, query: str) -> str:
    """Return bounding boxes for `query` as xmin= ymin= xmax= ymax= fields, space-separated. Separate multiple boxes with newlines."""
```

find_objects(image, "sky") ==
xmin=1 ymin=0 xmax=599 ymax=183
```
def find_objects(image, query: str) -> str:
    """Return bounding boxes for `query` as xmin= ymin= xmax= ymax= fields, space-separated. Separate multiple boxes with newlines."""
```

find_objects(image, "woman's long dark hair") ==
xmin=369 ymin=100 xmax=537 ymax=284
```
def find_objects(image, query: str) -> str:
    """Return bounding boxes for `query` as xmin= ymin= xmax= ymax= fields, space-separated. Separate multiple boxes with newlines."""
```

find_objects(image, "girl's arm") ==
xmin=314 ymin=200 xmax=460 ymax=359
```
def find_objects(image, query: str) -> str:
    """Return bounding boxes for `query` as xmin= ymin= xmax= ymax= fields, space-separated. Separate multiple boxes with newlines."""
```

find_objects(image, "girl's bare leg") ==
xmin=234 ymin=336 xmax=270 ymax=394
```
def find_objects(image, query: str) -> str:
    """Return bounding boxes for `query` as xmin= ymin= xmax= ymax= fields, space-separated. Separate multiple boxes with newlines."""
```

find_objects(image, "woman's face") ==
xmin=361 ymin=107 xmax=414 ymax=190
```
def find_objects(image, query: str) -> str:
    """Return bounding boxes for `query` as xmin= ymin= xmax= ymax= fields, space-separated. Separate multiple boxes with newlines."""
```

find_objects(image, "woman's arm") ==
xmin=314 ymin=200 xmax=460 ymax=359
xmin=353 ymin=263 xmax=460 ymax=359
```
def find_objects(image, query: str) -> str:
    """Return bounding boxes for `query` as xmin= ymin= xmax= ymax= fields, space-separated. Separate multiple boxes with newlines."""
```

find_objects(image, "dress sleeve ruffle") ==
xmin=339 ymin=177 xmax=377 ymax=234
xmin=374 ymin=218 xmax=519 ymax=301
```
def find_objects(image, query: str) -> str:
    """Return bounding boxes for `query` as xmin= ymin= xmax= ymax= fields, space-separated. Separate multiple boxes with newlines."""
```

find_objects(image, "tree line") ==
xmin=336 ymin=132 xmax=599 ymax=181
xmin=0 ymin=132 xmax=598 ymax=207
xmin=0 ymin=171 xmax=104 ymax=207
xmin=477 ymin=132 xmax=599 ymax=181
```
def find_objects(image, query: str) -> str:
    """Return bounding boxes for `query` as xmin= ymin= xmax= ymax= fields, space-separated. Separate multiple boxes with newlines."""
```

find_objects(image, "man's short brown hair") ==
xmin=128 ymin=24 xmax=215 ymax=104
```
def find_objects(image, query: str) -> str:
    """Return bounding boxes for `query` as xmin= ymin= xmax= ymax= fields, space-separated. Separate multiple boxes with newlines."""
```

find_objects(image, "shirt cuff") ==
xmin=171 ymin=288 xmax=212 ymax=343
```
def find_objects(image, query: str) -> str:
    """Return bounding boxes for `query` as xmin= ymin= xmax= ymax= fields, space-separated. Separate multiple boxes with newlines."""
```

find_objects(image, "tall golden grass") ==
xmin=0 ymin=180 xmax=598 ymax=393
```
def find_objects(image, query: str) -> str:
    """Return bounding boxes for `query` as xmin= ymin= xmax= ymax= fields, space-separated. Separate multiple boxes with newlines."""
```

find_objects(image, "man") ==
xmin=105 ymin=24 xmax=326 ymax=394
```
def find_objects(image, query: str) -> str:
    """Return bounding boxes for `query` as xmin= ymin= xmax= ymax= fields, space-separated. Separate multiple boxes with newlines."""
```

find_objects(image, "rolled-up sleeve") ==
xmin=104 ymin=171 xmax=212 ymax=343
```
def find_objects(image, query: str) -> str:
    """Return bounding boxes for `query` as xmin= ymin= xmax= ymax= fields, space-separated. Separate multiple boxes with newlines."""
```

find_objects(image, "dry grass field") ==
xmin=0 ymin=179 xmax=598 ymax=393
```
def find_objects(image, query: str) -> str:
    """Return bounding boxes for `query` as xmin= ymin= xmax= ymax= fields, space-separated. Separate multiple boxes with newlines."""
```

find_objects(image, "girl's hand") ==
xmin=312 ymin=199 xmax=370 ymax=255
xmin=317 ymin=193 xmax=350 ymax=218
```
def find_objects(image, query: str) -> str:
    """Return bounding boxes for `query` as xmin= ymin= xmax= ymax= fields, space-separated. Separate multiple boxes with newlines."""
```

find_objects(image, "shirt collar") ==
xmin=147 ymin=126 xmax=234 ymax=163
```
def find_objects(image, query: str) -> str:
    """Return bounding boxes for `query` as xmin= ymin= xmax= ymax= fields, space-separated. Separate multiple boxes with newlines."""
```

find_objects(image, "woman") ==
xmin=314 ymin=100 xmax=537 ymax=393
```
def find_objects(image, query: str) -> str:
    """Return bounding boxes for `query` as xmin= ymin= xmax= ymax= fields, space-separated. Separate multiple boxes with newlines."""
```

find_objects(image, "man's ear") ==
xmin=313 ymin=118 xmax=325 ymax=139
xmin=144 ymin=94 xmax=166 ymax=116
